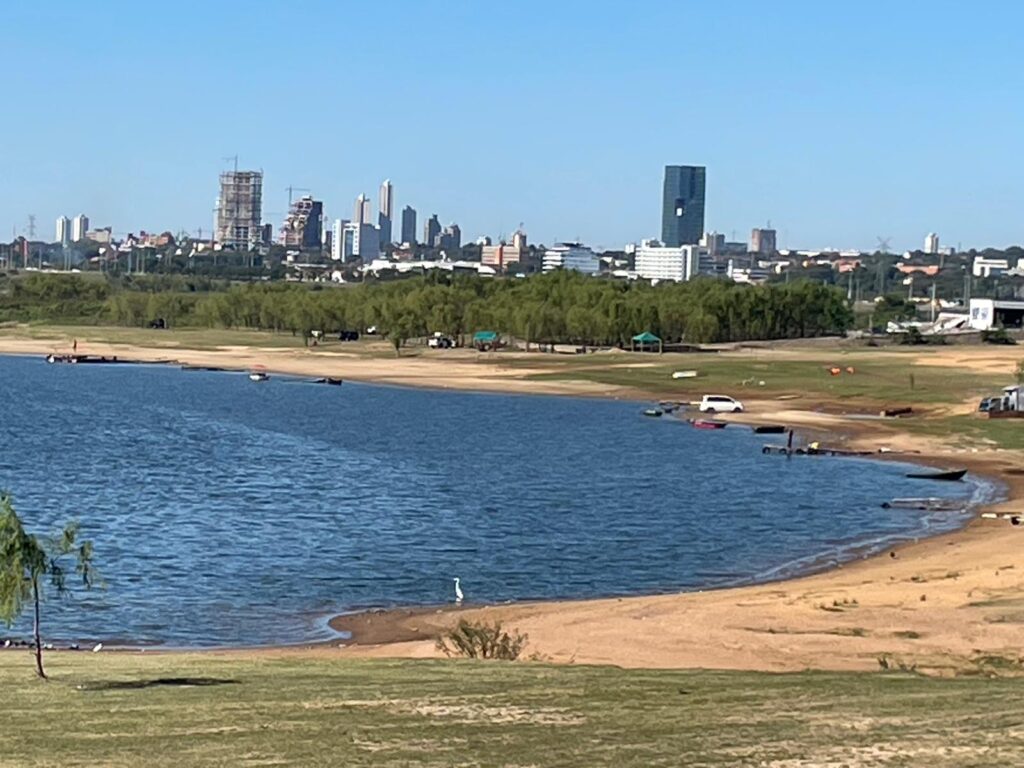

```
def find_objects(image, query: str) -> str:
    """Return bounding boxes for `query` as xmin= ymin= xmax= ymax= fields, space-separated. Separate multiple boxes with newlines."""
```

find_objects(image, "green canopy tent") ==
xmin=631 ymin=331 xmax=663 ymax=353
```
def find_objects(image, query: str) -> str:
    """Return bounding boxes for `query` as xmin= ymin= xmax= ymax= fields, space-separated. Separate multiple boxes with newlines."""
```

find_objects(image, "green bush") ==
xmin=436 ymin=619 xmax=528 ymax=660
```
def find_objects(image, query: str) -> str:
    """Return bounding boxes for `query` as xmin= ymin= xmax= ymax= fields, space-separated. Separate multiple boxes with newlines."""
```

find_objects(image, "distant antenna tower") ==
xmin=876 ymin=236 xmax=892 ymax=254
xmin=26 ymin=214 xmax=36 ymax=239
xmin=223 ymin=155 xmax=239 ymax=172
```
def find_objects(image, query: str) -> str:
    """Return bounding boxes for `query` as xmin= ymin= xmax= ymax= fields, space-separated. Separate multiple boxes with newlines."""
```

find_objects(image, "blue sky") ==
xmin=2 ymin=0 xmax=1022 ymax=251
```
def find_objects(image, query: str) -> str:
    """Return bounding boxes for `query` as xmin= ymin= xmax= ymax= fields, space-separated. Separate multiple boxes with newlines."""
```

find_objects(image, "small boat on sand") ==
xmin=315 ymin=377 xmax=343 ymax=386
xmin=643 ymin=408 xmax=664 ymax=417
xmin=753 ymin=425 xmax=787 ymax=434
xmin=672 ymin=370 xmax=698 ymax=379
xmin=905 ymin=468 xmax=967 ymax=481
xmin=691 ymin=419 xmax=727 ymax=430
xmin=248 ymin=370 xmax=270 ymax=382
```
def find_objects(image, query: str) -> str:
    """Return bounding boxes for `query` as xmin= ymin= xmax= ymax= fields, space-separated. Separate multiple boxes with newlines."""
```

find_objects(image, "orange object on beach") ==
xmin=829 ymin=367 xmax=841 ymax=376
xmin=846 ymin=366 xmax=855 ymax=374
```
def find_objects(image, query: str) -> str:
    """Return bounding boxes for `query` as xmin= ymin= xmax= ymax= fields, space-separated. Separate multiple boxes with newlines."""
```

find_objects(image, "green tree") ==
xmin=0 ymin=495 xmax=98 ymax=679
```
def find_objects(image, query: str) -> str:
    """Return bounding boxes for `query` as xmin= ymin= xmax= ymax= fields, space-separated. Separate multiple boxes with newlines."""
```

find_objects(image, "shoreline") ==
xmin=1 ymin=330 xmax=1023 ymax=671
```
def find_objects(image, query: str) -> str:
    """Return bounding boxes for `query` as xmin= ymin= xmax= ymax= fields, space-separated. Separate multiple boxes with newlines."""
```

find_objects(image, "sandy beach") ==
xmin=3 ymin=329 xmax=1023 ymax=673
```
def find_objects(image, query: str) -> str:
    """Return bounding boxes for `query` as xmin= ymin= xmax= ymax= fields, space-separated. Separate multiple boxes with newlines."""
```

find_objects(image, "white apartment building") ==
xmin=72 ymin=214 xmax=90 ymax=242
xmin=55 ymin=216 xmax=70 ymax=244
xmin=634 ymin=239 xmax=706 ymax=282
xmin=542 ymin=243 xmax=600 ymax=275
xmin=924 ymin=232 xmax=939 ymax=254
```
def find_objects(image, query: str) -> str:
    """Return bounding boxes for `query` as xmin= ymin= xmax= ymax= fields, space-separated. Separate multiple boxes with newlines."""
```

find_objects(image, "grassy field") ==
xmin=520 ymin=350 xmax=1005 ymax=408
xmin=2 ymin=653 xmax=1024 ymax=767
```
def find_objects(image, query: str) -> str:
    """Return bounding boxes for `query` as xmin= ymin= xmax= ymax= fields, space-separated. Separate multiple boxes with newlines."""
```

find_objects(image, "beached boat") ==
xmin=753 ymin=425 xmax=787 ymax=434
xmin=881 ymin=498 xmax=965 ymax=511
xmin=248 ymin=371 xmax=270 ymax=382
xmin=691 ymin=419 xmax=727 ymax=430
xmin=672 ymin=370 xmax=698 ymax=379
xmin=314 ymin=377 xmax=343 ymax=386
xmin=905 ymin=468 xmax=967 ymax=481
xmin=643 ymin=408 xmax=664 ymax=418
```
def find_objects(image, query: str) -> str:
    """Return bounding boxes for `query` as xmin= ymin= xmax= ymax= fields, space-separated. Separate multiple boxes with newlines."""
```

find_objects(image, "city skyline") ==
xmin=2 ymin=1 xmax=1024 ymax=251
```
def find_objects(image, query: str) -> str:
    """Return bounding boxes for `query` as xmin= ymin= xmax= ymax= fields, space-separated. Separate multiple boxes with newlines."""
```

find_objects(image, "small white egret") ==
xmin=453 ymin=577 xmax=464 ymax=604
xmin=91 ymin=643 xmax=103 ymax=653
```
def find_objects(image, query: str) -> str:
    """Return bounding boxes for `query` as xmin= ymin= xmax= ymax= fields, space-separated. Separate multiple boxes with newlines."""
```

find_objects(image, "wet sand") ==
xmin=2 ymin=331 xmax=1023 ymax=672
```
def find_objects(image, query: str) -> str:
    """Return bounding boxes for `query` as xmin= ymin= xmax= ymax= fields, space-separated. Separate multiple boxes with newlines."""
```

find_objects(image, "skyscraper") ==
xmin=354 ymin=194 xmax=372 ymax=226
xmin=71 ymin=214 xmax=89 ymax=242
xmin=378 ymin=179 xmax=393 ymax=246
xmin=924 ymin=233 xmax=940 ymax=254
xmin=424 ymin=214 xmax=441 ymax=247
xmin=661 ymin=165 xmax=706 ymax=247
xmin=55 ymin=216 xmax=70 ymax=244
xmin=439 ymin=223 xmax=461 ymax=251
xmin=216 ymin=170 xmax=263 ymax=249
xmin=401 ymin=205 xmax=417 ymax=245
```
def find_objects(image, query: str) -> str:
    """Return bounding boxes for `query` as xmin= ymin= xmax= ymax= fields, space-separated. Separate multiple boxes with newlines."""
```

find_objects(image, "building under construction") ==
xmin=279 ymin=195 xmax=323 ymax=249
xmin=215 ymin=170 xmax=263 ymax=249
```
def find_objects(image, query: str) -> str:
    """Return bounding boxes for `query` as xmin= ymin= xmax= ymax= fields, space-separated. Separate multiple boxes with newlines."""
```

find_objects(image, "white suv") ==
xmin=699 ymin=395 xmax=744 ymax=413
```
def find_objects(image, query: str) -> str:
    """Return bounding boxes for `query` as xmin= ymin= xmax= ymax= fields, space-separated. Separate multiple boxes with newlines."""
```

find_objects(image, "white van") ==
xmin=698 ymin=395 xmax=744 ymax=413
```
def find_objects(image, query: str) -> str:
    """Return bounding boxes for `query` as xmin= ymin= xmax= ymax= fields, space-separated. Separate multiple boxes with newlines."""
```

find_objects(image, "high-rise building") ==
xmin=924 ymin=232 xmax=940 ymax=254
xmin=55 ymin=216 xmax=70 ymax=245
xmin=750 ymin=228 xmax=777 ymax=255
xmin=353 ymin=223 xmax=380 ymax=260
xmin=661 ymin=165 xmax=706 ymax=247
xmin=424 ymin=214 xmax=441 ymax=247
xmin=331 ymin=219 xmax=350 ymax=261
xmin=401 ymin=205 xmax=417 ymax=245
xmin=216 ymin=170 xmax=263 ymax=249
xmin=279 ymin=196 xmax=323 ymax=248
xmin=71 ymin=214 xmax=89 ymax=242
xmin=354 ymin=194 xmax=372 ymax=226
xmin=378 ymin=179 xmax=393 ymax=246
xmin=439 ymin=223 xmax=461 ymax=251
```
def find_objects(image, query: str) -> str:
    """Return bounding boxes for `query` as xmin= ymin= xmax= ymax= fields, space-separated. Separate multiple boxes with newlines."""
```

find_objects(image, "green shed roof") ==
xmin=473 ymin=331 xmax=499 ymax=342
xmin=632 ymin=332 xmax=661 ymax=343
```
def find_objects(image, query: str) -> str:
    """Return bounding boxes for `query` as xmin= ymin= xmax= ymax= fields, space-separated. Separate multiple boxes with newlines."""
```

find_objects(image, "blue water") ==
xmin=0 ymin=355 xmax=993 ymax=647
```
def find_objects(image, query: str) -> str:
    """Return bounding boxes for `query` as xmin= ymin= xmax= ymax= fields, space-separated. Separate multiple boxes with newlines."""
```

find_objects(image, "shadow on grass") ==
xmin=77 ymin=677 xmax=239 ymax=691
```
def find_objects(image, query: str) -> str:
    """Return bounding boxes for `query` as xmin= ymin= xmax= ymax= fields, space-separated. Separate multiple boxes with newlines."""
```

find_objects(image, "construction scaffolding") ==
xmin=215 ymin=170 xmax=263 ymax=249
xmin=279 ymin=195 xmax=323 ymax=249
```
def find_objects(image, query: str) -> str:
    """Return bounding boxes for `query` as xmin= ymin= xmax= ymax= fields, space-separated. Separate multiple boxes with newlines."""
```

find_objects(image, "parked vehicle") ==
xmin=698 ymin=395 xmax=744 ymax=413
xmin=978 ymin=397 xmax=995 ymax=412
xmin=428 ymin=332 xmax=455 ymax=349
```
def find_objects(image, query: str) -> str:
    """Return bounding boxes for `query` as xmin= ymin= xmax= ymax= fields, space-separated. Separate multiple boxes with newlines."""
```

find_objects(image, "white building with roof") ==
xmin=542 ymin=243 xmax=600 ymax=275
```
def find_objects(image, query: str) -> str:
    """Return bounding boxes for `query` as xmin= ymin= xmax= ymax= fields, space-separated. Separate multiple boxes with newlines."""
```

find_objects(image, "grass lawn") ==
xmin=2 ymin=653 xmax=1024 ymax=767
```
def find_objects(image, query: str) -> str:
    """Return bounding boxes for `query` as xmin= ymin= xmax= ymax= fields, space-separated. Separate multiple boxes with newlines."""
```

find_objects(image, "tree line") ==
xmin=0 ymin=271 xmax=853 ymax=345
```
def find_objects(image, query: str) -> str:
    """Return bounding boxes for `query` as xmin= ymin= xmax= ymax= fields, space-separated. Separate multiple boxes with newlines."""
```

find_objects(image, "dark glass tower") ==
xmin=661 ymin=165 xmax=706 ymax=246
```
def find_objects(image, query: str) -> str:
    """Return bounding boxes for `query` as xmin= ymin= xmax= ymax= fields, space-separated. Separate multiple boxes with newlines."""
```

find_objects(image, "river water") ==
xmin=0 ymin=355 xmax=993 ymax=646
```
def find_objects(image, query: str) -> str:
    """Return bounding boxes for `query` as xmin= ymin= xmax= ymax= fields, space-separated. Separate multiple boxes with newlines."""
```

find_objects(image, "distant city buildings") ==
xmin=71 ymin=214 xmax=89 ymax=242
xmin=661 ymin=165 xmax=706 ymax=247
xmin=330 ymin=219 xmax=349 ymax=261
xmin=924 ymin=232 xmax=940 ymax=254
xmin=542 ymin=242 xmax=601 ymax=275
xmin=750 ymin=227 xmax=777 ymax=256
xmin=378 ymin=180 xmax=393 ymax=246
xmin=700 ymin=231 xmax=725 ymax=256
xmin=85 ymin=227 xmax=112 ymax=244
xmin=55 ymin=216 xmax=70 ymax=245
xmin=401 ymin=206 xmax=417 ymax=245
xmin=215 ymin=170 xmax=263 ymax=249
xmin=424 ymin=214 xmax=441 ymax=247
xmin=279 ymin=196 xmax=323 ymax=248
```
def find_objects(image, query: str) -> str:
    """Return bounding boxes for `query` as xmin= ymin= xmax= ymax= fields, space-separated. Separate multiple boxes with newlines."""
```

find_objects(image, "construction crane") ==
xmin=285 ymin=186 xmax=311 ymax=205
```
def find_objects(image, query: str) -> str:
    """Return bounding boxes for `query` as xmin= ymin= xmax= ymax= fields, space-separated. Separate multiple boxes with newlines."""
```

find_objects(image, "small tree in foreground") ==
xmin=0 ymin=495 xmax=98 ymax=679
